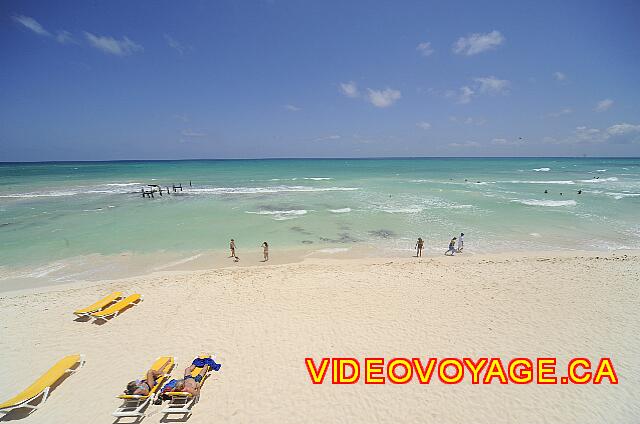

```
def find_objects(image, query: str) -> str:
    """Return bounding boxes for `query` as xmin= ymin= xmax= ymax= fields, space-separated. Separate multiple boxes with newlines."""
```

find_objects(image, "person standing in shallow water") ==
xmin=415 ymin=237 xmax=424 ymax=257
xmin=445 ymin=237 xmax=457 ymax=256
xmin=262 ymin=241 xmax=269 ymax=261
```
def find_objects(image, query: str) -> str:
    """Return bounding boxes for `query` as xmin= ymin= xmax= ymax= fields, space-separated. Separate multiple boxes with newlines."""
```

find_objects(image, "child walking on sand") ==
xmin=445 ymin=237 xmax=457 ymax=256
xmin=262 ymin=241 xmax=269 ymax=261
xmin=457 ymin=233 xmax=464 ymax=253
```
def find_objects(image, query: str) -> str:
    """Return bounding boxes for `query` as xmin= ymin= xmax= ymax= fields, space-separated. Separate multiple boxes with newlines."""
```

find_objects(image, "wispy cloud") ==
xmin=416 ymin=121 xmax=432 ymax=130
xmin=339 ymin=81 xmax=359 ymax=98
xmin=449 ymin=141 xmax=481 ymax=148
xmin=173 ymin=113 xmax=189 ymax=123
xmin=416 ymin=41 xmax=434 ymax=57
xmin=181 ymin=129 xmax=206 ymax=137
xmin=446 ymin=76 xmax=509 ymax=104
xmin=55 ymin=30 xmax=75 ymax=44
xmin=445 ymin=86 xmax=475 ymax=104
xmin=474 ymin=76 xmax=510 ymax=94
xmin=547 ymin=107 xmax=573 ymax=118
xmin=12 ymin=15 xmax=50 ymax=37
xmin=594 ymin=98 xmax=614 ymax=112
xmin=450 ymin=116 xmax=486 ymax=125
xmin=366 ymin=88 xmax=402 ymax=108
xmin=553 ymin=71 xmax=567 ymax=81
xmin=284 ymin=104 xmax=301 ymax=112
xmin=164 ymin=34 xmax=191 ymax=54
xmin=313 ymin=135 xmax=341 ymax=142
xmin=453 ymin=30 xmax=504 ymax=56
xmin=552 ymin=123 xmax=640 ymax=145
xmin=491 ymin=137 xmax=525 ymax=146
xmin=85 ymin=32 xmax=143 ymax=56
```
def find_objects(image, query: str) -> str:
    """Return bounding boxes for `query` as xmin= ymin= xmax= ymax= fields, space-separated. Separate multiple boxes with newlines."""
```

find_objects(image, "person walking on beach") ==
xmin=445 ymin=237 xmax=457 ymax=256
xmin=457 ymin=233 xmax=464 ymax=253
xmin=415 ymin=237 xmax=424 ymax=257
xmin=229 ymin=239 xmax=236 ymax=258
xmin=262 ymin=241 xmax=269 ymax=261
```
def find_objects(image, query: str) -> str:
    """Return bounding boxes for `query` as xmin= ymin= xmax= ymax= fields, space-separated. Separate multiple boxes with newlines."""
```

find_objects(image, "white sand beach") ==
xmin=0 ymin=251 xmax=638 ymax=423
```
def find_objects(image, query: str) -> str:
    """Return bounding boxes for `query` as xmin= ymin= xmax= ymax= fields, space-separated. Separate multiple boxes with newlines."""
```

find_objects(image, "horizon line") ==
xmin=2 ymin=155 xmax=640 ymax=164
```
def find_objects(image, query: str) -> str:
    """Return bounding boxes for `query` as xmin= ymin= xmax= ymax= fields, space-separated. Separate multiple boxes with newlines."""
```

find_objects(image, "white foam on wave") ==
xmin=317 ymin=248 xmax=350 ymax=254
xmin=530 ymin=233 xmax=542 ymax=237
xmin=382 ymin=206 xmax=424 ymax=214
xmin=578 ymin=177 xmax=619 ymax=183
xmin=329 ymin=208 xmax=352 ymax=213
xmin=606 ymin=192 xmax=640 ymax=200
xmin=245 ymin=209 xmax=308 ymax=220
xmin=532 ymin=167 xmax=551 ymax=171
xmin=0 ymin=191 xmax=78 ymax=198
xmin=512 ymin=199 xmax=577 ymax=207
xmin=304 ymin=177 xmax=332 ymax=181
xmin=155 ymin=253 xmax=204 ymax=270
xmin=193 ymin=186 xmax=357 ymax=194
xmin=596 ymin=169 xmax=607 ymax=172
xmin=105 ymin=182 xmax=141 ymax=187
xmin=506 ymin=180 xmax=575 ymax=185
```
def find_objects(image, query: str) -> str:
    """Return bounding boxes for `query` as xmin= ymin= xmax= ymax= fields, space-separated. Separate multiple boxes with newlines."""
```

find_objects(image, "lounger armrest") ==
xmin=117 ymin=394 xmax=149 ymax=400
xmin=164 ymin=392 xmax=194 ymax=398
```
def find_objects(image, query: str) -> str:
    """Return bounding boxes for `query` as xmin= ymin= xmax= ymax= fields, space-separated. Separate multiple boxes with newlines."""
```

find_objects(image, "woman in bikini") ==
xmin=125 ymin=358 xmax=172 ymax=396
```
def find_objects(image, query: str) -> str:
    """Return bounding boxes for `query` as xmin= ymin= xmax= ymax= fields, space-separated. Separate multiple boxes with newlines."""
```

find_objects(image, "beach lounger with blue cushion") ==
xmin=73 ymin=292 xmax=122 ymax=317
xmin=91 ymin=294 xmax=143 ymax=320
xmin=0 ymin=354 xmax=85 ymax=417
xmin=112 ymin=356 xmax=174 ymax=418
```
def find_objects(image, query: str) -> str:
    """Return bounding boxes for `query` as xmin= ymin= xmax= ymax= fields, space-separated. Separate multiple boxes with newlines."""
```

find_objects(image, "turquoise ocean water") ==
xmin=1 ymin=158 xmax=639 ymax=287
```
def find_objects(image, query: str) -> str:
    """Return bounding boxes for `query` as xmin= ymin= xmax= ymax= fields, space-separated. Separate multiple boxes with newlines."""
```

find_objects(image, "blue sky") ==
xmin=1 ymin=0 xmax=639 ymax=161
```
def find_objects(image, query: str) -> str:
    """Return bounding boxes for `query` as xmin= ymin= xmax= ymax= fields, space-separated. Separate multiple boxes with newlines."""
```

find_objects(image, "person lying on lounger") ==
xmin=161 ymin=357 xmax=221 ymax=397
xmin=125 ymin=358 xmax=172 ymax=396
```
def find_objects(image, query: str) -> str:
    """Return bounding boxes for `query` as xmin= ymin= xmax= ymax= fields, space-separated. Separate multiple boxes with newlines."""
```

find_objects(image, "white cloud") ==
xmin=416 ymin=41 xmax=434 ymax=57
xmin=85 ymin=32 xmax=143 ymax=56
xmin=314 ymin=135 xmax=341 ymax=142
xmin=547 ymin=107 xmax=573 ymax=118
xmin=367 ymin=88 xmax=401 ymax=108
xmin=449 ymin=141 xmax=480 ymax=148
xmin=55 ymin=30 xmax=75 ymax=44
xmin=164 ymin=34 xmax=190 ymax=54
xmin=12 ymin=15 xmax=50 ymax=37
xmin=181 ymin=129 xmax=206 ymax=137
xmin=553 ymin=123 xmax=640 ymax=145
xmin=607 ymin=123 xmax=640 ymax=137
xmin=339 ymin=81 xmax=359 ymax=98
xmin=491 ymin=137 xmax=524 ymax=146
xmin=595 ymin=98 xmax=614 ymax=112
xmin=416 ymin=121 xmax=432 ymax=130
xmin=453 ymin=30 xmax=504 ymax=56
xmin=284 ymin=104 xmax=301 ymax=111
xmin=455 ymin=86 xmax=475 ymax=104
xmin=474 ymin=76 xmax=510 ymax=94
xmin=553 ymin=71 xmax=567 ymax=81
xmin=450 ymin=116 xmax=487 ymax=125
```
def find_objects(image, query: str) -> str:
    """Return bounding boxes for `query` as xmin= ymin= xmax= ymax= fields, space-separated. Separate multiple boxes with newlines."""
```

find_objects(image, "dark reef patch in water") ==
xmin=319 ymin=232 xmax=359 ymax=243
xmin=368 ymin=229 xmax=396 ymax=239
xmin=301 ymin=240 xmax=314 ymax=244
xmin=290 ymin=226 xmax=312 ymax=235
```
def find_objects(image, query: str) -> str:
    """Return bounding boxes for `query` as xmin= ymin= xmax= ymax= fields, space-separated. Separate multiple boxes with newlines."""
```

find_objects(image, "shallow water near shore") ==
xmin=1 ymin=157 xmax=639 ymax=288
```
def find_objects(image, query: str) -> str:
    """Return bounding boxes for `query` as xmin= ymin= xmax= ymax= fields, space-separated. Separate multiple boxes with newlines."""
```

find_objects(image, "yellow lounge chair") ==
xmin=91 ymin=294 xmax=143 ymax=320
xmin=73 ymin=292 xmax=122 ymax=317
xmin=0 ymin=354 xmax=85 ymax=417
xmin=112 ymin=356 xmax=174 ymax=418
xmin=162 ymin=355 xmax=212 ymax=417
